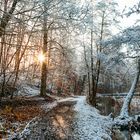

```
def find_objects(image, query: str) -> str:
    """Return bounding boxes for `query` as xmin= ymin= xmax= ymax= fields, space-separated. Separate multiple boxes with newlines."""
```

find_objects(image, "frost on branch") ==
xmin=125 ymin=1 xmax=140 ymax=16
xmin=119 ymin=59 xmax=140 ymax=118
xmin=101 ymin=25 xmax=140 ymax=47
xmin=101 ymin=25 xmax=140 ymax=119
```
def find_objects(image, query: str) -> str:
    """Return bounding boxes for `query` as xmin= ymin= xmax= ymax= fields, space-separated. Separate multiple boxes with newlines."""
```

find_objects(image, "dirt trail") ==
xmin=27 ymin=101 xmax=76 ymax=140
xmin=27 ymin=96 xmax=113 ymax=140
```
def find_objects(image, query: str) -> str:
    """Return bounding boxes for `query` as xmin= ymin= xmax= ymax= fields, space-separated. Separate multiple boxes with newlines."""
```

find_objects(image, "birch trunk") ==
xmin=120 ymin=59 xmax=140 ymax=118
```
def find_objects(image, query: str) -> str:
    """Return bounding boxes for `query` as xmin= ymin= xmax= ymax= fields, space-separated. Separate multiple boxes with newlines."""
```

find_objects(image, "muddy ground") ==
xmin=27 ymin=102 xmax=76 ymax=140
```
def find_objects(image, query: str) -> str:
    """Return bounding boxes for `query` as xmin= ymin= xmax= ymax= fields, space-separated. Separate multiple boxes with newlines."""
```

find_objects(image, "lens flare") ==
xmin=38 ymin=52 xmax=45 ymax=63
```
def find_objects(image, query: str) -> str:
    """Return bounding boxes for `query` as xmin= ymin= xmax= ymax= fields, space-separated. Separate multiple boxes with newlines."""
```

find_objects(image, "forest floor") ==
xmin=27 ymin=96 xmax=113 ymax=140
xmin=0 ymin=91 xmax=139 ymax=139
xmin=0 ymin=95 xmax=56 ymax=139
xmin=0 ymin=96 xmax=114 ymax=140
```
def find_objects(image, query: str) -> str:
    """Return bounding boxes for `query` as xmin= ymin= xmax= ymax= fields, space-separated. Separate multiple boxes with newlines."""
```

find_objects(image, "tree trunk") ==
xmin=90 ymin=30 xmax=96 ymax=106
xmin=0 ymin=0 xmax=19 ymax=37
xmin=83 ymin=45 xmax=91 ymax=98
xmin=120 ymin=59 xmax=140 ymax=118
xmin=13 ymin=46 xmax=20 ymax=86
xmin=40 ymin=1 xmax=48 ymax=96
xmin=40 ymin=61 xmax=47 ymax=96
xmin=95 ymin=11 xmax=105 ymax=94
xmin=0 ymin=33 xmax=6 ymax=103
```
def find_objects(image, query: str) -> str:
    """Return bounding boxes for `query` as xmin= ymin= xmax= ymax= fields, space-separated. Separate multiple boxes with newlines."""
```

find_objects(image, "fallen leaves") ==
xmin=0 ymin=96 xmax=49 ymax=139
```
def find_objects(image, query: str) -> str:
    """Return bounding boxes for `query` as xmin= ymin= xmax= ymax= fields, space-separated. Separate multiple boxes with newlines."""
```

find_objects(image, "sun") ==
xmin=37 ymin=52 xmax=45 ymax=63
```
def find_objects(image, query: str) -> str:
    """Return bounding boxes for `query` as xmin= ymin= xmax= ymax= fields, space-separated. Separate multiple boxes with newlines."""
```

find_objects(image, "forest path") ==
xmin=27 ymin=96 xmax=113 ymax=140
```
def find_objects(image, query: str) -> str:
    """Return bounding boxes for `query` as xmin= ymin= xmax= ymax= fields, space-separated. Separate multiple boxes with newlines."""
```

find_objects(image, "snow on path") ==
xmin=42 ymin=95 xmax=114 ymax=140
xmin=9 ymin=96 xmax=114 ymax=140
xmin=42 ymin=97 xmax=77 ymax=112
xmin=72 ymin=96 xmax=113 ymax=140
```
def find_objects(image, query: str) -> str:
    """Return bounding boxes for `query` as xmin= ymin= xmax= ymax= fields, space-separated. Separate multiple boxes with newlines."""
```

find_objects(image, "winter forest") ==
xmin=0 ymin=0 xmax=140 ymax=139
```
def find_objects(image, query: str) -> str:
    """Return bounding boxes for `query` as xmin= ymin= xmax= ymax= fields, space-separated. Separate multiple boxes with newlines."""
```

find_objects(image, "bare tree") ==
xmin=0 ymin=0 xmax=20 ymax=37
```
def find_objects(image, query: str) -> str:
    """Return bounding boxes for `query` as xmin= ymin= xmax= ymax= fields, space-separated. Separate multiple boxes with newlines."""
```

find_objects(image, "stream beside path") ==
xmin=27 ymin=96 xmax=113 ymax=140
xmin=26 ymin=96 xmax=140 ymax=140
xmin=96 ymin=96 xmax=140 ymax=140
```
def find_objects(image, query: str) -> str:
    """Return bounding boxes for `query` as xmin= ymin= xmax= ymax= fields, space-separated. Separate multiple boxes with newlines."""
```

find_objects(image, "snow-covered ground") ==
xmin=72 ymin=96 xmax=113 ymax=140
xmin=13 ymin=96 xmax=114 ymax=140
xmin=1 ymin=93 xmax=139 ymax=140
xmin=131 ymin=98 xmax=140 ymax=109
xmin=60 ymin=96 xmax=140 ymax=140
xmin=17 ymin=84 xmax=39 ymax=97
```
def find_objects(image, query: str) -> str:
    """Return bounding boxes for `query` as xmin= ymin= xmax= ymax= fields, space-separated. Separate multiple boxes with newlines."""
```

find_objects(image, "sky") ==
xmin=117 ymin=0 xmax=138 ymax=9
xmin=80 ymin=0 xmax=140 ymax=34
xmin=102 ymin=0 xmax=140 ymax=34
